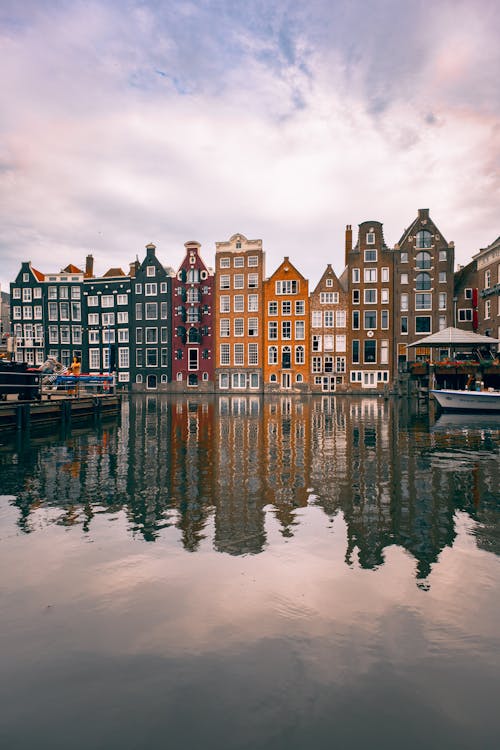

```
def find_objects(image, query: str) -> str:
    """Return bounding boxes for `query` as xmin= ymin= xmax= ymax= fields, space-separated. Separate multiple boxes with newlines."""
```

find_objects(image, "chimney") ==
xmin=129 ymin=261 xmax=140 ymax=278
xmin=145 ymin=243 xmax=156 ymax=258
xmin=85 ymin=254 xmax=94 ymax=278
xmin=418 ymin=208 xmax=429 ymax=221
xmin=345 ymin=225 xmax=352 ymax=265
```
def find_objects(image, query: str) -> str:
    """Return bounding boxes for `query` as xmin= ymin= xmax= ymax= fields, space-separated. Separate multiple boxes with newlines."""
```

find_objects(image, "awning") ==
xmin=408 ymin=326 xmax=499 ymax=347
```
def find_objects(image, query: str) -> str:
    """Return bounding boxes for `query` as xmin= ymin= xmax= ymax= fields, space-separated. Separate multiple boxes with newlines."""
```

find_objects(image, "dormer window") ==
xmin=326 ymin=278 xmax=333 ymax=287
xmin=366 ymin=232 xmax=375 ymax=244
xmin=364 ymin=249 xmax=377 ymax=262
xmin=146 ymin=265 xmax=155 ymax=277
xmin=236 ymin=241 xmax=241 ymax=249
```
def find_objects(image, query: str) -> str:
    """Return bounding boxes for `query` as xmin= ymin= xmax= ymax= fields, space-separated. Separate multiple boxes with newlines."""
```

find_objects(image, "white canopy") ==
xmin=408 ymin=326 xmax=499 ymax=347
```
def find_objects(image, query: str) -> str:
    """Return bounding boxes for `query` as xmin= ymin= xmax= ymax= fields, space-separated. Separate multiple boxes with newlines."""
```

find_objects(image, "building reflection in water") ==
xmin=1 ymin=394 xmax=498 ymax=582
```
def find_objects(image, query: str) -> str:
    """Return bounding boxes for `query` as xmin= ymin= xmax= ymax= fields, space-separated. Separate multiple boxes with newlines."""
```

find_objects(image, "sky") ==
xmin=0 ymin=0 xmax=499 ymax=292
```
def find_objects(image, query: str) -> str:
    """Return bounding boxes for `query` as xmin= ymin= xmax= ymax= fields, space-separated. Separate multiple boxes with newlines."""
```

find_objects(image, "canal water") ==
xmin=0 ymin=395 xmax=499 ymax=750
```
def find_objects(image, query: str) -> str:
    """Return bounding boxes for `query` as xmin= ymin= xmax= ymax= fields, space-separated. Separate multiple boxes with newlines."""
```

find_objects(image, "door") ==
xmin=322 ymin=376 xmax=335 ymax=392
xmin=147 ymin=374 xmax=157 ymax=389
xmin=281 ymin=372 xmax=291 ymax=389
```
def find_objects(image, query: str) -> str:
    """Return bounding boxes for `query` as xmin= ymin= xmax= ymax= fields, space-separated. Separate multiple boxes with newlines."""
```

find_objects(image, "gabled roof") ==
xmin=408 ymin=327 xmax=499 ymax=347
xmin=266 ymin=256 xmax=308 ymax=282
xmin=31 ymin=267 xmax=44 ymax=281
xmin=102 ymin=267 xmax=126 ymax=278
xmin=63 ymin=264 xmax=83 ymax=274
xmin=312 ymin=264 xmax=343 ymax=295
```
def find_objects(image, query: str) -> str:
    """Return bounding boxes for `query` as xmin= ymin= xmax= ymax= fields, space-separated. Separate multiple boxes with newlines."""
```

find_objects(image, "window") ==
xmin=232 ymin=372 xmax=246 ymax=388
xmin=89 ymin=349 xmax=100 ymax=369
xmin=248 ymin=318 xmax=258 ymax=336
xmin=220 ymin=296 xmax=230 ymax=313
xmin=364 ymin=311 xmax=377 ymax=329
xmin=22 ymin=288 xmax=32 ymax=302
xmin=312 ymin=311 xmax=322 ymax=328
xmin=324 ymin=311 xmax=334 ymax=327
xmin=268 ymin=321 xmax=278 ymax=340
xmin=295 ymin=321 xmax=305 ymax=339
xmin=400 ymin=251 xmax=408 ymax=263
xmin=89 ymin=330 xmax=99 ymax=343
xmin=485 ymin=270 xmax=491 ymax=288
xmin=401 ymin=316 xmax=408 ymax=334
xmin=364 ymin=340 xmax=376 ymax=363
xmin=118 ymin=348 xmax=129 ymax=368
xmin=276 ymin=280 xmax=298 ymax=294
xmin=59 ymin=302 xmax=69 ymax=320
xmin=234 ymin=256 xmax=244 ymax=268
xmin=220 ymin=275 xmax=230 ymax=289
xmin=160 ymin=282 xmax=167 ymax=294
xmin=248 ymin=256 xmax=258 ymax=267
xmin=401 ymin=293 xmax=408 ymax=311
xmin=312 ymin=335 xmax=322 ymax=352
xmin=248 ymin=343 xmax=258 ymax=365
xmin=102 ymin=312 xmax=115 ymax=326
xmin=336 ymin=310 xmax=346 ymax=327
xmin=145 ymin=302 xmax=158 ymax=319
xmin=381 ymin=310 xmax=389 ymax=329
xmin=60 ymin=325 xmax=70 ymax=344
xmin=415 ymin=316 xmax=431 ymax=333
xmin=135 ymin=283 xmax=143 ymax=295
xmin=401 ymin=273 xmax=409 ymax=284
xmin=324 ymin=335 xmax=334 ymax=351
xmin=13 ymin=306 xmax=22 ymax=320
xmin=117 ymin=294 xmax=127 ymax=305
xmin=234 ymin=274 xmax=244 ymax=289
xmin=188 ymin=348 xmax=199 ymax=371
xmin=268 ymin=346 xmax=278 ymax=364
xmin=352 ymin=310 xmax=360 ymax=329
xmin=364 ymin=289 xmax=377 ymax=304
xmin=485 ymin=300 xmax=491 ymax=319
xmin=145 ymin=283 xmax=157 ymax=296
xmin=439 ymin=316 xmax=447 ymax=331
xmin=234 ymin=318 xmax=244 ymax=336
xmin=147 ymin=265 xmax=156 ymax=277
xmin=464 ymin=288 xmax=472 ymax=299
xmin=268 ymin=301 xmax=278 ymax=315
xmin=326 ymin=278 xmax=333 ymax=287
xmin=416 ymin=230 xmax=432 ymax=248
xmin=439 ymin=272 xmax=446 ymax=283
xmin=352 ymin=268 xmax=360 ymax=283
xmin=12 ymin=288 xmax=21 ymax=299
xmin=135 ymin=303 xmax=142 ymax=320
xmin=320 ymin=292 xmax=338 ymax=304
xmin=324 ymin=356 xmax=333 ymax=373
xmin=282 ymin=321 xmax=291 ymax=339
xmin=146 ymin=327 xmax=158 ymax=343
xmin=438 ymin=292 xmax=447 ymax=310
xmin=416 ymin=251 xmax=432 ymax=269
xmin=146 ymin=349 xmax=158 ymax=367
xmin=312 ymin=356 xmax=322 ymax=373
xmin=100 ymin=295 xmax=112 ymax=308
xmin=364 ymin=268 xmax=377 ymax=283
xmin=295 ymin=345 xmax=305 ymax=364
xmin=381 ymin=267 xmax=389 ymax=282
xmin=352 ymin=340 xmax=360 ymax=364
xmin=118 ymin=329 xmax=129 ymax=343
xmin=458 ymin=309 xmax=473 ymax=322
xmin=352 ymin=290 xmax=360 ymax=304
xmin=416 ymin=293 xmax=432 ymax=310
xmin=364 ymin=249 xmax=377 ymax=262
xmin=220 ymin=257 xmax=230 ymax=268
xmin=59 ymin=286 xmax=68 ymax=299
xmin=380 ymin=340 xmax=389 ymax=365
xmin=416 ymin=272 xmax=431 ymax=290
xmin=282 ymin=300 xmax=291 ymax=315
xmin=234 ymin=343 xmax=244 ymax=365
xmin=439 ymin=250 xmax=447 ymax=262
xmin=366 ymin=232 xmax=375 ymax=244
xmin=48 ymin=326 xmax=58 ymax=343
xmin=233 ymin=295 xmax=244 ymax=312
xmin=117 ymin=311 xmax=128 ymax=324
xmin=23 ymin=307 xmax=32 ymax=320
xmin=220 ymin=319 xmax=230 ymax=337
xmin=136 ymin=349 xmax=143 ymax=366
xmin=220 ymin=344 xmax=230 ymax=365
xmin=248 ymin=273 xmax=258 ymax=288
xmin=34 ymin=306 xmax=42 ymax=319
xmin=381 ymin=289 xmax=389 ymax=304
xmin=160 ymin=302 xmax=168 ymax=319
xmin=335 ymin=335 xmax=346 ymax=352
xmin=248 ymin=294 xmax=258 ymax=311
xmin=103 ymin=329 xmax=115 ymax=343
xmin=295 ymin=300 xmax=305 ymax=315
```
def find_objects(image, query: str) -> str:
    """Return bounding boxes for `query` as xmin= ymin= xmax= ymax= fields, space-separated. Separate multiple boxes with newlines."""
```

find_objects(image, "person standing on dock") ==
xmin=68 ymin=356 xmax=81 ymax=396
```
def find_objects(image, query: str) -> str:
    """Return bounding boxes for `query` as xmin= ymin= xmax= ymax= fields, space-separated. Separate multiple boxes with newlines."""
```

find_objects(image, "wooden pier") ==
xmin=0 ymin=393 xmax=121 ymax=432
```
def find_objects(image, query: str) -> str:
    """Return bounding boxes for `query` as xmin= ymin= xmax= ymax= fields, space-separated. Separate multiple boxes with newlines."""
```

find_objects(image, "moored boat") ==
xmin=430 ymin=388 xmax=500 ymax=412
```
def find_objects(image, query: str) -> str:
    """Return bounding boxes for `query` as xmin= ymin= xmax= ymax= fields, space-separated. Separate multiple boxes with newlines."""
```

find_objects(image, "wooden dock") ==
xmin=0 ymin=393 xmax=121 ymax=431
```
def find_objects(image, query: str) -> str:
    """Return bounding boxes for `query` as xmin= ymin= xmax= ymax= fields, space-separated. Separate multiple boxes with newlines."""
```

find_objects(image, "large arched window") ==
xmin=416 ymin=251 xmax=432 ymax=269
xmin=268 ymin=345 xmax=278 ymax=364
xmin=295 ymin=345 xmax=305 ymax=364
xmin=415 ymin=272 xmax=432 ymax=290
xmin=416 ymin=230 xmax=432 ymax=248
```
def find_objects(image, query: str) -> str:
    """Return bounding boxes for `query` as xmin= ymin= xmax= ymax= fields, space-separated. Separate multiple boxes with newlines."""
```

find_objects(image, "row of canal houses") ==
xmin=9 ymin=208 xmax=500 ymax=393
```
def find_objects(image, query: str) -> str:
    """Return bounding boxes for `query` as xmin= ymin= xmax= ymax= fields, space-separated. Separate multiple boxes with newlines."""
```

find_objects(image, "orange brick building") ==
xmin=263 ymin=258 xmax=309 ymax=392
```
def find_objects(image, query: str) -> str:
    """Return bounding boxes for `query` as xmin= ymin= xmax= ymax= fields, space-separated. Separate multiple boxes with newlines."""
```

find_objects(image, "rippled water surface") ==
xmin=0 ymin=395 xmax=499 ymax=750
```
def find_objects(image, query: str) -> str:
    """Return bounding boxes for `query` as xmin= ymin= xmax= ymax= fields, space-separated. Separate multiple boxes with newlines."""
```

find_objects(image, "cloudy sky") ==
xmin=0 ymin=0 xmax=499 ymax=292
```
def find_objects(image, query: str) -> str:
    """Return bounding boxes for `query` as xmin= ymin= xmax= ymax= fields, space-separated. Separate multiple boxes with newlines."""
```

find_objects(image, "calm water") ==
xmin=0 ymin=395 xmax=499 ymax=750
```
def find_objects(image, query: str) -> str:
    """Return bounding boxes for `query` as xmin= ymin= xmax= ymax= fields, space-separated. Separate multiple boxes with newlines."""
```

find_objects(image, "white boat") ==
xmin=430 ymin=388 xmax=500 ymax=412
